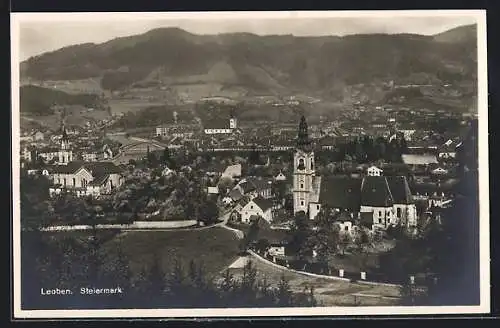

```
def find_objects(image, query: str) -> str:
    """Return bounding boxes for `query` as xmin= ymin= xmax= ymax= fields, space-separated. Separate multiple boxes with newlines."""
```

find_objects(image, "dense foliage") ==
xmin=20 ymin=85 xmax=103 ymax=115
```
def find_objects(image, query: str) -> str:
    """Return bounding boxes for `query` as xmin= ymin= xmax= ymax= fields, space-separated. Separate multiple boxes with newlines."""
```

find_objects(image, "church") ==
xmin=292 ymin=116 xmax=418 ymax=231
xmin=37 ymin=124 xmax=74 ymax=165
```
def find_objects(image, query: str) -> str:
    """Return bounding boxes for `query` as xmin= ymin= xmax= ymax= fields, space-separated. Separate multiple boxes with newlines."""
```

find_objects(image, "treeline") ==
xmin=20 ymin=85 xmax=103 ymax=116
xmin=317 ymin=135 xmax=409 ymax=164
xmin=21 ymin=230 xmax=317 ymax=309
xmin=113 ymin=105 xmax=195 ymax=129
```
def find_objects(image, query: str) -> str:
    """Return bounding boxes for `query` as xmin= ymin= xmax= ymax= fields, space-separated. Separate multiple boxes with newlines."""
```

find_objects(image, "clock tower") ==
xmin=293 ymin=116 xmax=315 ymax=215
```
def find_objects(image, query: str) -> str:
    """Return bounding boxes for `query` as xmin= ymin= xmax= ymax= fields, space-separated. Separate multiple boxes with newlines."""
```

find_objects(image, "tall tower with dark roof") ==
xmin=58 ymin=122 xmax=73 ymax=165
xmin=293 ymin=115 xmax=316 ymax=215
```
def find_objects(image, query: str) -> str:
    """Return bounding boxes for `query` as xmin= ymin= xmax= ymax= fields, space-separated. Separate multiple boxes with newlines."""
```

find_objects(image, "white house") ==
xmin=207 ymin=186 xmax=219 ymax=195
xmin=431 ymin=167 xmax=449 ymax=175
xmin=49 ymin=161 xmax=124 ymax=198
xmin=162 ymin=166 xmax=175 ymax=177
xmin=367 ymin=166 xmax=383 ymax=177
xmin=438 ymin=139 xmax=459 ymax=159
xmin=274 ymin=171 xmax=287 ymax=181
xmin=203 ymin=116 xmax=238 ymax=135
xmin=240 ymin=196 xmax=273 ymax=224
xmin=268 ymin=244 xmax=286 ymax=257
xmin=156 ymin=126 xmax=169 ymax=137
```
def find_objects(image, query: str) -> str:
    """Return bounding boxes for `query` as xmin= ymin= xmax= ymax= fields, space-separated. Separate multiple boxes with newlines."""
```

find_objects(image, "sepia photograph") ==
xmin=11 ymin=10 xmax=489 ymax=319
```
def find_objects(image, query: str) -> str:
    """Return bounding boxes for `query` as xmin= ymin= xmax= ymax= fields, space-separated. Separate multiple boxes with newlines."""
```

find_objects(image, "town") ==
xmin=19 ymin=90 xmax=478 ymax=308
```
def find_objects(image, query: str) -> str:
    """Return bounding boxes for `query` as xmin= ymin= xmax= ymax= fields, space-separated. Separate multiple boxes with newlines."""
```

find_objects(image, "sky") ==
xmin=15 ymin=12 xmax=479 ymax=61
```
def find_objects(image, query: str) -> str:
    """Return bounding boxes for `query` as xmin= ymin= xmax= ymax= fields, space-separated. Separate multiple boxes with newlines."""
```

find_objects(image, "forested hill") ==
xmin=20 ymin=85 xmax=104 ymax=115
xmin=20 ymin=24 xmax=477 ymax=97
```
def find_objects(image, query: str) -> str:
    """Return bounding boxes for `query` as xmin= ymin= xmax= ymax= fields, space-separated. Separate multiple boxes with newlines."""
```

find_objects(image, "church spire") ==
xmin=297 ymin=115 xmax=311 ymax=150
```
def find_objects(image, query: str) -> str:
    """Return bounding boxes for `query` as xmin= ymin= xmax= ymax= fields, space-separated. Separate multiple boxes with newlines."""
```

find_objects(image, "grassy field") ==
xmin=101 ymin=227 xmax=241 ymax=279
xmin=226 ymin=255 xmax=401 ymax=306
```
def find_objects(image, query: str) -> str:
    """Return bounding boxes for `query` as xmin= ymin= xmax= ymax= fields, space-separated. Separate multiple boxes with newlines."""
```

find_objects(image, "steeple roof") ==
xmin=296 ymin=115 xmax=312 ymax=151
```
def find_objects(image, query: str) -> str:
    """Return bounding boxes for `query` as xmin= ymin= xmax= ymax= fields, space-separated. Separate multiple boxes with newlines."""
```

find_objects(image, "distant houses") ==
xmin=203 ymin=116 xmax=238 ymax=135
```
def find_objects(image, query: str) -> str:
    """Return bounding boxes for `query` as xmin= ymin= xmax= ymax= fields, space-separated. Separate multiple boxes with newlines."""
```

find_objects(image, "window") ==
xmin=317 ymin=205 xmax=320 ymax=210
xmin=73 ymin=178 xmax=76 ymax=186
xmin=379 ymin=218 xmax=382 ymax=223
xmin=397 ymin=207 xmax=402 ymax=218
xmin=311 ymin=161 xmax=314 ymax=170
xmin=300 ymin=183 xmax=304 ymax=189
xmin=250 ymin=205 xmax=253 ymax=209
xmin=379 ymin=211 xmax=382 ymax=217
xmin=63 ymin=178 xmax=66 ymax=186
xmin=345 ymin=226 xmax=349 ymax=231
xmin=298 ymin=158 xmax=305 ymax=170
xmin=301 ymin=201 xmax=304 ymax=206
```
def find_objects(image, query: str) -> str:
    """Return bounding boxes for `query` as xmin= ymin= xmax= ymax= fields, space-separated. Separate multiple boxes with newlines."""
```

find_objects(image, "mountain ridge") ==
xmin=20 ymin=24 xmax=478 ymax=100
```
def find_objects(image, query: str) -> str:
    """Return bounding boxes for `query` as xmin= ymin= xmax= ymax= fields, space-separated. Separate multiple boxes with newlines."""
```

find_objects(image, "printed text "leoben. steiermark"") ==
xmin=40 ymin=287 xmax=124 ymax=295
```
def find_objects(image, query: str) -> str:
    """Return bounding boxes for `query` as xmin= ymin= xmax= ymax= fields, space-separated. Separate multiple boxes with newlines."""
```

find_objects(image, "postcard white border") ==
xmin=11 ymin=10 xmax=489 ymax=319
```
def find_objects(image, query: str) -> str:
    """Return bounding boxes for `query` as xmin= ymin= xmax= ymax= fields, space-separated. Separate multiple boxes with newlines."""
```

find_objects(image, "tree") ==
xmin=239 ymin=219 xmax=260 ymax=253
xmin=20 ymin=174 xmax=53 ymax=231
xmin=399 ymin=278 xmax=416 ymax=306
xmin=308 ymin=208 xmax=339 ymax=270
xmin=248 ymin=148 xmax=261 ymax=165
xmin=275 ymin=274 xmax=293 ymax=307
xmin=217 ymin=177 xmax=234 ymax=195
xmin=255 ymin=238 xmax=270 ymax=255
xmin=198 ymin=198 xmax=219 ymax=224
xmin=338 ymin=232 xmax=351 ymax=256
xmin=272 ymin=181 xmax=288 ymax=202
xmin=147 ymin=150 xmax=159 ymax=168
xmin=147 ymin=253 xmax=167 ymax=306
xmin=288 ymin=211 xmax=312 ymax=260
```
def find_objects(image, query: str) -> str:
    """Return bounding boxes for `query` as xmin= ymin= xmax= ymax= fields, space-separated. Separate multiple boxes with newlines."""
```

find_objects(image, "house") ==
xmin=102 ymin=144 xmax=114 ymax=159
xmin=367 ymin=165 xmax=383 ymax=177
xmin=222 ymin=196 xmax=233 ymax=206
xmin=203 ymin=116 xmax=237 ymax=135
xmin=240 ymin=196 xmax=274 ymax=224
xmin=207 ymin=186 xmax=219 ymax=195
xmin=156 ymin=126 xmax=169 ymax=137
xmin=82 ymin=152 xmax=99 ymax=162
xmin=360 ymin=176 xmax=417 ymax=230
xmin=431 ymin=167 xmax=449 ymax=175
xmin=268 ymin=243 xmax=287 ymax=257
xmin=205 ymin=162 xmax=226 ymax=177
xmin=48 ymin=161 xmax=124 ymax=198
xmin=274 ymin=170 xmax=287 ymax=182
xmin=334 ymin=211 xmax=357 ymax=236
xmin=438 ymin=139 xmax=459 ymax=159
xmin=162 ymin=166 xmax=175 ymax=177
xmin=248 ymin=177 xmax=273 ymax=199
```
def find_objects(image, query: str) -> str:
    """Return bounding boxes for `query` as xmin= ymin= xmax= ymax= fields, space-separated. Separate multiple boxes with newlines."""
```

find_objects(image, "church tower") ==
xmin=293 ymin=116 xmax=316 ymax=215
xmin=58 ymin=122 xmax=73 ymax=165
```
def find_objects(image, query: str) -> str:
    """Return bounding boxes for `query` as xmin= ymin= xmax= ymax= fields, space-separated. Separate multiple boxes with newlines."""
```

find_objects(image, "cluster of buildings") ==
xmin=210 ymin=115 xmax=460 ymax=238
xmin=21 ymin=123 xmax=125 ymax=198
xmin=290 ymin=117 xmax=418 ymax=234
